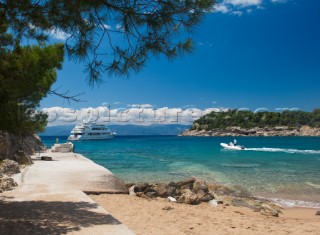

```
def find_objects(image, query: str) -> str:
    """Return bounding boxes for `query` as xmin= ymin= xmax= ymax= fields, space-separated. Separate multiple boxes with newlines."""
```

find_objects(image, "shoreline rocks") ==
xmin=127 ymin=177 xmax=282 ymax=217
xmin=0 ymin=159 xmax=20 ymax=193
xmin=0 ymin=159 xmax=20 ymax=176
xmin=128 ymin=178 xmax=215 ymax=205
xmin=0 ymin=131 xmax=45 ymax=164
xmin=0 ymin=132 xmax=45 ymax=193
xmin=0 ymin=130 xmax=43 ymax=193
xmin=180 ymin=125 xmax=320 ymax=137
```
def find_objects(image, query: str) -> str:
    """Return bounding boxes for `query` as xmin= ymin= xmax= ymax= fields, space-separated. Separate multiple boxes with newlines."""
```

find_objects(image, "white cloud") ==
xmin=101 ymin=102 xmax=110 ymax=107
xmin=141 ymin=104 xmax=154 ymax=108
xmin=128 ymin=104 xmax=154 ymax=108
xmin=231 ymin=10 xmax=243 ymax=16
xmin=271 ymin=0 xmax=287 ymax=3
xmin=42 ymin=106 xmax=227 ymax=126
xmin=247 ymin=8 xmax=253 ymax=13
xmin=215 ymin=0 xmax=287 ymax=15
xmin=102 ymin=24 xmax=112 ymax=30
xmin=116 ymin=23 xmax=125 ymax=32
xmin=226 ymin=0 xmax=262 ymax=7
xmin=48 ymin=28 xmax=71 ymax=41
xmin=214 ymin=4 xmax=230 ymax=13
xmin=28 ymin=24 xmax=70 ymax=41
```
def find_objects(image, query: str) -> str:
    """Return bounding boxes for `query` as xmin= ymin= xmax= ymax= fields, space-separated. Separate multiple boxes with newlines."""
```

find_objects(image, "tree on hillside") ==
xmin=0 ymin=0 xmax=215 ymax=84
xmin=310 ymin=109 xmax=320 ymax=127
xmin=0 ymin=44 xmax=64 ymax=134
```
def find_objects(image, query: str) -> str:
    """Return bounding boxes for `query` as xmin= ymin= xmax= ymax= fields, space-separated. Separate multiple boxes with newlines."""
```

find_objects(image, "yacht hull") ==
xmin=67 ymin=121 xmax=116 ymax=141
xmin=220 ymin=143 xmax=245 ymax=150
xmin=67 ymin=135 xmax=115 ymax=141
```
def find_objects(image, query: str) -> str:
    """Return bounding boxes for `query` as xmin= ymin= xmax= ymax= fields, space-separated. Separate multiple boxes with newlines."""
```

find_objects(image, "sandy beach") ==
xmin=1 ymin=150 xmax=320 ymax=234
xmin=91 ymin=194 xmax=320 ymax=235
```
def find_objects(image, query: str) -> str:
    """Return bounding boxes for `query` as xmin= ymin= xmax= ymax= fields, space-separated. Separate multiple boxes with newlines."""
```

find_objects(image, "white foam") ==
xmin=245 ymin=147 xmax=320 ymax=155
xmin=267 ymin=198 xmax=320 ymax=208
xmin=221 ymin=163 xmax=260 ymax=168
xmin=305 ymin=182 xmax=320 ymax=189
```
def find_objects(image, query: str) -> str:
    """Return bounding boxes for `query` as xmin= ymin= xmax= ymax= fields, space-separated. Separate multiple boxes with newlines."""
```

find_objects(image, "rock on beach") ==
xmin=128 ymin=177 xmax=282 ymax=217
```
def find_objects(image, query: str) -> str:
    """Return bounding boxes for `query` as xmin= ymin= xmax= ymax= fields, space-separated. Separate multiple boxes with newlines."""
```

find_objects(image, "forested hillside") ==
xmin=191 ymin=109 xmax=320 ymax=131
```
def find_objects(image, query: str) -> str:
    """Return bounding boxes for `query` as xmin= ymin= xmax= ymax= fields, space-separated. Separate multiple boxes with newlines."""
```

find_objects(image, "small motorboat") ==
xmin=220 ymin=143 xmax=245 ymax=150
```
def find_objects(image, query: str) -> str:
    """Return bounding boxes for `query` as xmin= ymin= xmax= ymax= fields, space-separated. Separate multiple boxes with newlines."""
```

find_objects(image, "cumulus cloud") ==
xmin=42 ymin=106 xmax=228 ymax=126
xmin=214 ymin=0 xmax=287 ymax=15
xmin=214 ymin=4 xmax=230 ymax=13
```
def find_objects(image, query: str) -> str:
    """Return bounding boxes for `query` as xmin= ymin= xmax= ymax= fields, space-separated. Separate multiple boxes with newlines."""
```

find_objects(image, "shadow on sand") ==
xmin=0 ymin=199 xmax=121 ymax=235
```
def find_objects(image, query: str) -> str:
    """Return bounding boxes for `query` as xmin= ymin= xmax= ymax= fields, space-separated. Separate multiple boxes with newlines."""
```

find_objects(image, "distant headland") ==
xmin=180 ymin=109 xmax=320 ymax=136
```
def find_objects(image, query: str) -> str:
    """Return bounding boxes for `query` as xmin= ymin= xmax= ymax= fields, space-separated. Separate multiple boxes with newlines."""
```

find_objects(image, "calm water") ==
xmin=41 ymin=136 xmax=320 ymax=207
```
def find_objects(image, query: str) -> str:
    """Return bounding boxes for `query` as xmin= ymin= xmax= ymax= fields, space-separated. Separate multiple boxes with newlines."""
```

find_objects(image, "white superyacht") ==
xmin=67 ymin=121 xmax=115 ymax=141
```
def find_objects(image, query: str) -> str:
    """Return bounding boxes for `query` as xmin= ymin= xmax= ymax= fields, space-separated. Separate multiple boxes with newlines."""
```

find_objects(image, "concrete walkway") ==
xmin=0 ymin=152 xmax=134 ymax=235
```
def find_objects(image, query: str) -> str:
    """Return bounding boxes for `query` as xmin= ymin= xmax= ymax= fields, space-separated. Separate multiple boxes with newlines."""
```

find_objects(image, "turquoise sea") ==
xmin=41 ymin=136 xmax=320 ymax=208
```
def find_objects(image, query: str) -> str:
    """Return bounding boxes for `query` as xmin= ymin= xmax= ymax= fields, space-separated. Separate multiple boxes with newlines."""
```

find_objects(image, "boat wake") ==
xmin=244 ymin=147 xmax=320 ymax=155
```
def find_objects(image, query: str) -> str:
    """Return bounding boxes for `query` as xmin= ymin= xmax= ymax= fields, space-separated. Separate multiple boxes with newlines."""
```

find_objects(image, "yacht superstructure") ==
xmin=67 ymin=121 xmax=115 ymax=141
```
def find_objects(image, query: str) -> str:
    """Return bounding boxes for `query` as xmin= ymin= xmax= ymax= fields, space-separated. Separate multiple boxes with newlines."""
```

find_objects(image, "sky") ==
xmin=40 ymin=0 xmax=320 ymax=126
